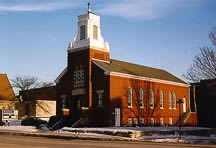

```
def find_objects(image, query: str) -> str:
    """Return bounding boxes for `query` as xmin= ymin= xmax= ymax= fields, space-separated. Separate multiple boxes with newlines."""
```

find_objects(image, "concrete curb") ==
xmin=1 ymin=129 xmax=215 ymax=145
xmin=0 ymin=130 xmax=133 ymax=142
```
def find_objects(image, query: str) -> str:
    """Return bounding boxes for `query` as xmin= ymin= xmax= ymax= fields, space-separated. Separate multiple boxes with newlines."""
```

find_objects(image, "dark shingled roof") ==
xmin=94 ymin=59 xmax=187 ymax=84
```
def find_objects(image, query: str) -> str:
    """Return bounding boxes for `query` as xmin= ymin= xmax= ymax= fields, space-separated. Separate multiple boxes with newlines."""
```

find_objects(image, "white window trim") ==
xmin=168 ymin=91 xmax=172 ymax=110
xmin=128 ymin=87 xmax=133 ymax=108
xmin=150 ymin=89 xmax=154 ymax=109
xmin=160 ymin=90 xmax=164 ymax=109
xmin=128 ymin=118 xmax=132 ymax=126
xmin=150 ymin=118 xmax=154 ymax=125
xmin=168 ymin=118 xmax=173 ymax=126
xmin=93 ymin=25 xmax=98 ymax=40
xmin=172 ymin=92 xmax=177 ymax=110
xmin=139 ymin=88 xmax=144 ymax=108
xmin=160 ymin=118 xmax=164 ymax=126
xmin=133 ymin=118 xmax=138 ymax=125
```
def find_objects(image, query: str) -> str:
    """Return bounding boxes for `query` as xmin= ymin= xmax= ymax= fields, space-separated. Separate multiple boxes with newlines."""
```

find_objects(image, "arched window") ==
xmin=128 ymin=87 xmax=132 ymax=108
xmin=168 ymin=91 xmax=172 ymax=109
xmin=160 ymin=90 xmax=164 ymax=109
xmin=172 ymin=92 xmax=176 ymax=109
xmin=150 ymin=89 xmax=154 ymax=108
xmin=139 ymin=88 xmax=144 ymax=108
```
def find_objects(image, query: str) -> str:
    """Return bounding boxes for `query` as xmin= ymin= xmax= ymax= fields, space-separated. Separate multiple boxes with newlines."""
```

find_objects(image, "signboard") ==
xmin=0 ymin=110 xmax=18 ymax=122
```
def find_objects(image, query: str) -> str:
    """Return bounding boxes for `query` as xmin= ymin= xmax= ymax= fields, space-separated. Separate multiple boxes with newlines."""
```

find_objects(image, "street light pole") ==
xmin=176 ymin=98 xmax=184 ymax=139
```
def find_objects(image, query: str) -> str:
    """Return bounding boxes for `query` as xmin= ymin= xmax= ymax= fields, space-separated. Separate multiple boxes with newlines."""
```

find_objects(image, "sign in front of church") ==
xmin=0 ymin=110 xmax=18 ymax=122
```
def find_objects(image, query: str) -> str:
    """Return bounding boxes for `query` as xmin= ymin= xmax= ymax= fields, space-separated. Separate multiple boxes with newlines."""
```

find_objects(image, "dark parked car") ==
xmin=21 ymin=117 xmax=47 ymax=127
xmin=0 ymin=121 xmax=5 ymax=126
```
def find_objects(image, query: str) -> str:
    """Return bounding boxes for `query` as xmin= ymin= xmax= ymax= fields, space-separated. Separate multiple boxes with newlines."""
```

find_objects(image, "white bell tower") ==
xmin=68 ymin=3 xmax=110 ymax=52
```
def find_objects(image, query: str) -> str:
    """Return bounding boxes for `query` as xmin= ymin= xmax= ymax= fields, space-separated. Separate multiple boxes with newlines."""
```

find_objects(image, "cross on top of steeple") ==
xmin=88 ymin=2 xmax=91 ymax=12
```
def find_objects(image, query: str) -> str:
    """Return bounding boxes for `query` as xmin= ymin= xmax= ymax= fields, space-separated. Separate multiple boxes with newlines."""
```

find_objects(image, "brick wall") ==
xmin=56 ymin=47 xmax=110 ymax=118
xmin=185 ymin=112 xmax=197 ymax=126
xmin=109 ymin=75 xmax=191 ymax=126
xmin=91 ymin=62 xmax=111 ymax=126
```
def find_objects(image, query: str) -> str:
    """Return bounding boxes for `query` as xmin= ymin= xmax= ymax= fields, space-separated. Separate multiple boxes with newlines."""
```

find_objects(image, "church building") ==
xmin=55 ymin=5 xmax=197 ymax=127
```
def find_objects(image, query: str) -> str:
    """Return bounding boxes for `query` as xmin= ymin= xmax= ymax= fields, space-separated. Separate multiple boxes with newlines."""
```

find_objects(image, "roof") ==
xmin=0 ymin=74 xmax=15 ymax=100
xmin=94 ymin=59 xmax=187 ymax=85
xmin=19 ymin=86 xmax=56 ymax=101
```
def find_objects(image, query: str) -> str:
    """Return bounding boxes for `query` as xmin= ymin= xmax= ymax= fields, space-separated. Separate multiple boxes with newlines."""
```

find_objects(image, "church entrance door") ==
xmin=73 ymin=96 xmax=83 ymax=120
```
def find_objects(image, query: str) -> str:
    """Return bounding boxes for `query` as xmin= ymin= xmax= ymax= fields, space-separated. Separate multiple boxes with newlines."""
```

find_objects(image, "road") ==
xmin=0 ymin=135 xmax=214 ymax=148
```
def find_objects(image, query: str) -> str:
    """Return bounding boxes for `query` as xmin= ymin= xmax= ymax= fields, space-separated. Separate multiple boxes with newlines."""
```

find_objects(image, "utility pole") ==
xmin=176 ymin=98 xmax=184 ymax=139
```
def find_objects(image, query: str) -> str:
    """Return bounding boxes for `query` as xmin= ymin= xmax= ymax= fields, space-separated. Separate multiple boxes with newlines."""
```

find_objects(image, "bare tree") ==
xmin=184 ymin=27 xmax=216 ymax=82
xmin=11 ymin=75 xmax=54 ymax=91
xmin=11 ymin=75 xmax=54 ymax=117
xmin=122 ymin=79 xmax=160 ymax=126
xmin=209 ymin=26 xmax=216 ymax=47
xmin=11 ymin=75 xmax=40 ymax=91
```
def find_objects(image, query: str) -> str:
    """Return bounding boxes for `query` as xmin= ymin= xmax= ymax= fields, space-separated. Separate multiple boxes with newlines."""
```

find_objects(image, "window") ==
xmin=133 ymin=118 xmax=138 ymax=125
xmin=168 ymin=118 xmax=173 ymax=126
xmin=150 ymin=89 xmax=154 ymax=108
xmin=139 ymin=88 xmax=144 ymax=108
xmin=61 ymin=95 xmax=67 ymax=109
xmin=93 ymin=25 xmax=98 ymax=40
xmin=73 ymin=65 xmax=85 ymax=88
xmin=97 ymin=90 xmax=104 ymax=107
xmin=77 ymin=100 xmax=81 ymax=108
xmin=98 ymin=93 xmax=103 ymax=107
xmin=80 ymin=25 xmax=86 ymax=40
xmin=128 ymin=87 xmax=132 ymax=108
xmin=160 ymin=118 xmax=164 ymax=126
xmin=160 ymin=90 xmax=164 ymax=109
xmin=128 ymin=118 xmax=132 ymax=126
xmin=140 ymin=118 xmax=144 ymax=125
xmin=150 ymin=118 xmax=154 ymax=125
xmin=172 ymin=92 xmax=176 ymax=109
xmin=168 ymin=91 xmax=172 ymax=110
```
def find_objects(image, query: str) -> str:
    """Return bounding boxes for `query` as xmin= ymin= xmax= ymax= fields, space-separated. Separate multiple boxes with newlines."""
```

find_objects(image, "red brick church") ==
xmin=55 ymin=5 xmax=197 ymax=127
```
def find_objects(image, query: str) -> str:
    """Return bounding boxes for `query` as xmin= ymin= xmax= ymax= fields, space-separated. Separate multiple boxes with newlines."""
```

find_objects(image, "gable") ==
xmin=93 ymin=59 xmax=188 ymax=86
xmin=0 ymin=74 xmax=15 ymax=100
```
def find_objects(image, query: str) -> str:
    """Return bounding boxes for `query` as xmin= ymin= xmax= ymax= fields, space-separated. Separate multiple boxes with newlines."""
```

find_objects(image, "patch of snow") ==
xmin=0 ymin=126 xmax=38 ymax=132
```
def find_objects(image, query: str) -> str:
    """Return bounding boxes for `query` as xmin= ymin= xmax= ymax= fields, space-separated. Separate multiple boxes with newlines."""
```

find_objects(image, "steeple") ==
xmin=68 ymin=3 xmax=110 ymax=52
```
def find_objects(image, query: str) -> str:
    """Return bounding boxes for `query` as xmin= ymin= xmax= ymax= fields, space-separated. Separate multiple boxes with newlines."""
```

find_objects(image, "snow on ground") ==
xmin=63 ymin=127 xmax=135 ymax=133
xmin=62 ymin=126 xmax=216 ymax=144
xmin=0 ymin=126 xmax=38 ymax=132
xmin=0 ymin=126 xmax=215 ymax=144
xmin=149 ymin=135 xmax=216 ymax=144
xmin=60 ymin=130 xmax=129 ymax=139
xmin=62 ymin=126 xmax=211 ymax=134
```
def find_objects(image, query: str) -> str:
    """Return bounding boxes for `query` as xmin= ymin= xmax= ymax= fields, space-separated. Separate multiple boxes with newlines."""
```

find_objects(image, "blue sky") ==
xmin=0 ymin=0 xmax=216 ymax=83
